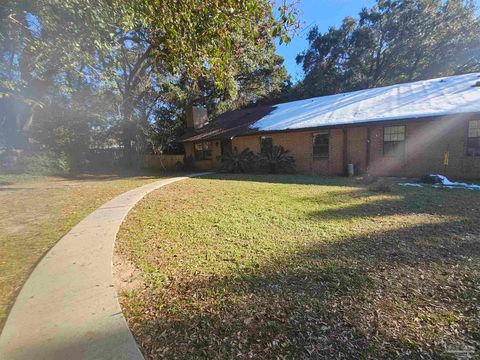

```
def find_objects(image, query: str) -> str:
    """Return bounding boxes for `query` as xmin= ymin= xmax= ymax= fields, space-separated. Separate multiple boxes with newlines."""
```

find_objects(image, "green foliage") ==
xmin=24 ymin=151 xmax=71 ymax=175
xmin=29 ymin=100 xmax=113 ymax=170
xmin=219 ymin=146 xmax=296 ymax=174
xmin=147 ymin=107 xmax=187 ymax=155
xmin=296 ymin=0 xmax=480 ymax=98
xmin=0 ymin=150 xmax=70 ymax=175
xmin=256 ymin=145 xmax=295 ymax=173
xmin=0 ymin=0 xmax=298 ymax=168
xmin=220 ymin=148 xmax=256 ymax=173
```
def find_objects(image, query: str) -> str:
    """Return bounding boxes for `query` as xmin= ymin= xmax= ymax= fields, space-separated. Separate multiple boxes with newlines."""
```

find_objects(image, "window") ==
xmin=260 ymin=136 xmax=273 ymax=154
xmin=313 ymin=131 xmax=329 ymax=159
xmin=383 ymin=126 xmax=406 ymax=157
xmin=467 ymin=120 xmax=480 ymax=156
xmin=194 ymin=142 xmax=212 ymax=160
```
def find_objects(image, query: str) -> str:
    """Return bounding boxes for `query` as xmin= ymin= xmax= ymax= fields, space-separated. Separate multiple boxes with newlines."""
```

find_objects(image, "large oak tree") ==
xmin=1 ymin=0 xmax=297 ymax=166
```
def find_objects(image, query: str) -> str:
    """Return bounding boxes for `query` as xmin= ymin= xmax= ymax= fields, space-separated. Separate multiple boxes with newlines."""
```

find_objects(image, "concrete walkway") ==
xmin=0 ymin=174 xmax=208 ymax=360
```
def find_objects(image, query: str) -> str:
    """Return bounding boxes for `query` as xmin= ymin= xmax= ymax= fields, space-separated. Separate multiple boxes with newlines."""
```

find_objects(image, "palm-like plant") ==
xmin=256 ymin=145 xmax=295 ymax=173
xmin=219 ymin=148 xmax=255 ymax=173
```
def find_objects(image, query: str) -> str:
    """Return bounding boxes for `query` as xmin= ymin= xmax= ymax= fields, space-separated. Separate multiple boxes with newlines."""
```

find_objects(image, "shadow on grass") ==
xmin=305 ymin=184 xmax=479 ymax=220
xmin=62 ymin=169 xmax=188 ymax=181
xmin=305 ymin=219 xmax=479 ymax=265
xmin=304 ymin=187 xmax=480 ymax=265
xmin=0 ymin=322 xmax=143 ymax=359
xmin=0 ymin=187 xmax=34 ymax=192
xmin=131 ymin=258 xmax=377 ymax=359
xmin=124 ymin=183 xmax=480 ymax=359
xmin=130 ymin=223 xmax=480 ymax=358
xmin=0 ymin=168 xmax=180 ymax=183
xmin=200 ymin=172 xmax=354 ymax=187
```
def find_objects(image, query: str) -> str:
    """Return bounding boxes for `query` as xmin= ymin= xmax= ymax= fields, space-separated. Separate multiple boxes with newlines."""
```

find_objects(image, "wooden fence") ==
xmin=143 ymin=154 xmax=184 ymax=170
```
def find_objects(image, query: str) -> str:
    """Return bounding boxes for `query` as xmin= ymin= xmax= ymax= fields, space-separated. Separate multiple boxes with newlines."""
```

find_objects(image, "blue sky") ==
xmin=277 ymin=0 xmax=377 ymax=82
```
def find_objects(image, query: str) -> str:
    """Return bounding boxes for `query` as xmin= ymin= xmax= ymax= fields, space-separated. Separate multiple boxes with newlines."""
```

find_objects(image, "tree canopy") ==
xmin=296 ymin=0 xmax=480 ymax=98
xmin=5 ymin=0 xmax=479 ymax=174
xmin=1 ymin=0 xmax=298 ymax=170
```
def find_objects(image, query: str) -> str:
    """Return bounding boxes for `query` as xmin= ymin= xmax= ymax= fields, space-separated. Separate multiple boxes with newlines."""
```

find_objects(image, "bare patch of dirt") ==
xmin=113 ymin=251 xmax=144 ymax=295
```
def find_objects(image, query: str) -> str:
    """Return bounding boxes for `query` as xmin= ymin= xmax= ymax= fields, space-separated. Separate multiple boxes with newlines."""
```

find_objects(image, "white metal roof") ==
xmin=251 ymin=72 xmax=480 ymax=131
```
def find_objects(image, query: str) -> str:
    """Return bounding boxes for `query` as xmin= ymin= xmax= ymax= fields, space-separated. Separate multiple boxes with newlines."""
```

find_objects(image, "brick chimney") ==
xmin=186 ymin=106 xmax=208 ymax=129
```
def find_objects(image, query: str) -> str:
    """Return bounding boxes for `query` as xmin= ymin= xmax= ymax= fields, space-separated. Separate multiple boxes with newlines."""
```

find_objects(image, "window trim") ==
xmin=312 ymin=131 xmax=330 ymax=160
xmin=466 ymin=119 xmax=480 ymax=157
xmin=194 ymin=141 xmax=212 ymax=161
xmin=383 ymin=125 xmax=406 ymax=157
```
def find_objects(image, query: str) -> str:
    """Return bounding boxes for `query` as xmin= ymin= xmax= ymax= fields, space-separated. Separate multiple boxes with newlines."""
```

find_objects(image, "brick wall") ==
xmin=367 ymin=117 xmax=480 ymax=178
xmin=185 ymin=116 xmax=480 ymax=179
xmin=346 ymin=127 xmax=368 ymax=174
xmin=231 ymin=129 xmax=344 ymax=175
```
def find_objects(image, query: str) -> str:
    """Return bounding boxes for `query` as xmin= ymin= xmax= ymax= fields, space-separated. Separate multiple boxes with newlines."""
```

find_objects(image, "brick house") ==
xmin=180 ymin=73 xmax=480 ymax=179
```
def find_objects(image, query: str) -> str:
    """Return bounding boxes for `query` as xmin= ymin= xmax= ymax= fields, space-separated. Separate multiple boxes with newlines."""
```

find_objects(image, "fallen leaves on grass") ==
xmin=116 ymin=174 xmax=480 ymax=359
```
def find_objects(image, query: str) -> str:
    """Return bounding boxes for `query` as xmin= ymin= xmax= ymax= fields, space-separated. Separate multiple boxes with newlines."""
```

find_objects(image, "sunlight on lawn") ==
xmin=0 ymin=173 xmax=167 ymax=329
xmin=115 ymin=174 xmax=480 ymax=359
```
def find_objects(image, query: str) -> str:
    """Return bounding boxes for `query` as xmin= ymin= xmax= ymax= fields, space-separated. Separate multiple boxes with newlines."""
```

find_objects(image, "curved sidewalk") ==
xmin=0 ymin=174 xmax=208 ymax=360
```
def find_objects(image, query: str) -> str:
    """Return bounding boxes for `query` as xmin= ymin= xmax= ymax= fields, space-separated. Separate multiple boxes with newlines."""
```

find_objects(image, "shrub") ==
xmin=256 ymin=145 xmax=295 ymax=174
xmin=219 ymin=148 xmax=255 ymax=173
xmin=24 ymin=151 xmax=71 ymax=175
xmin=0 ymin=150 xmax=71 ymax=176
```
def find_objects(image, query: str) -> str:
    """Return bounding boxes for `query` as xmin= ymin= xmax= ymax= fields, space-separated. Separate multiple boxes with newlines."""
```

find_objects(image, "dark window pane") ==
xmin=194 ymin=142 xmax=212 ymax=160
xmin=468 ymin=120 xmax=480 ymax=138
xmin=194 ymin=150 xmax=203 ymax=161
xmin=314 ymin=135 xmax=329 ymax=145
xmin=384 ymin=140 xmax=405 ymax=157
xmin=313 ymin=132 xmax=329 ymax=159
xmin=384 ymin=126 xmax=405 ymax=141
xmin=383 ymin=126 xmax=406 ymax=157
xmin=467 ymin=137 xmax=480 ymax=156
xmin=260 ymin=137 xmax=273 ymax=154
xmin=204 ymin=150 xmax=212 ymax=160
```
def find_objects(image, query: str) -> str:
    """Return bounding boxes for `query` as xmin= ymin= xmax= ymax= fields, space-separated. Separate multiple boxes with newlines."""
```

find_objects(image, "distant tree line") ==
xmin=0 ymin=0 xmax=297 ymax=173
xmin=293 ymin=0 xmax=480 ymax=99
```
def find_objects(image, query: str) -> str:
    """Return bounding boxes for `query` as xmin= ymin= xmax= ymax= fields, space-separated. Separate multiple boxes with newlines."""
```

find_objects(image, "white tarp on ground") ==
xmin=399 ymin=175 xmax=480 ymax=190
xmin=250 ymin=72 xmax=480 ymax=131
xmin=430 ymin=174 xmax=480 ymax=190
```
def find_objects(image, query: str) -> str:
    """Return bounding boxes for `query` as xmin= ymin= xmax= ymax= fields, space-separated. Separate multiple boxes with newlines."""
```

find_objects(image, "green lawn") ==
xmin=116 ymin=174 xmax=480 ymax=359
xmin=0 ymin=171 xmax=170 ymax=329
